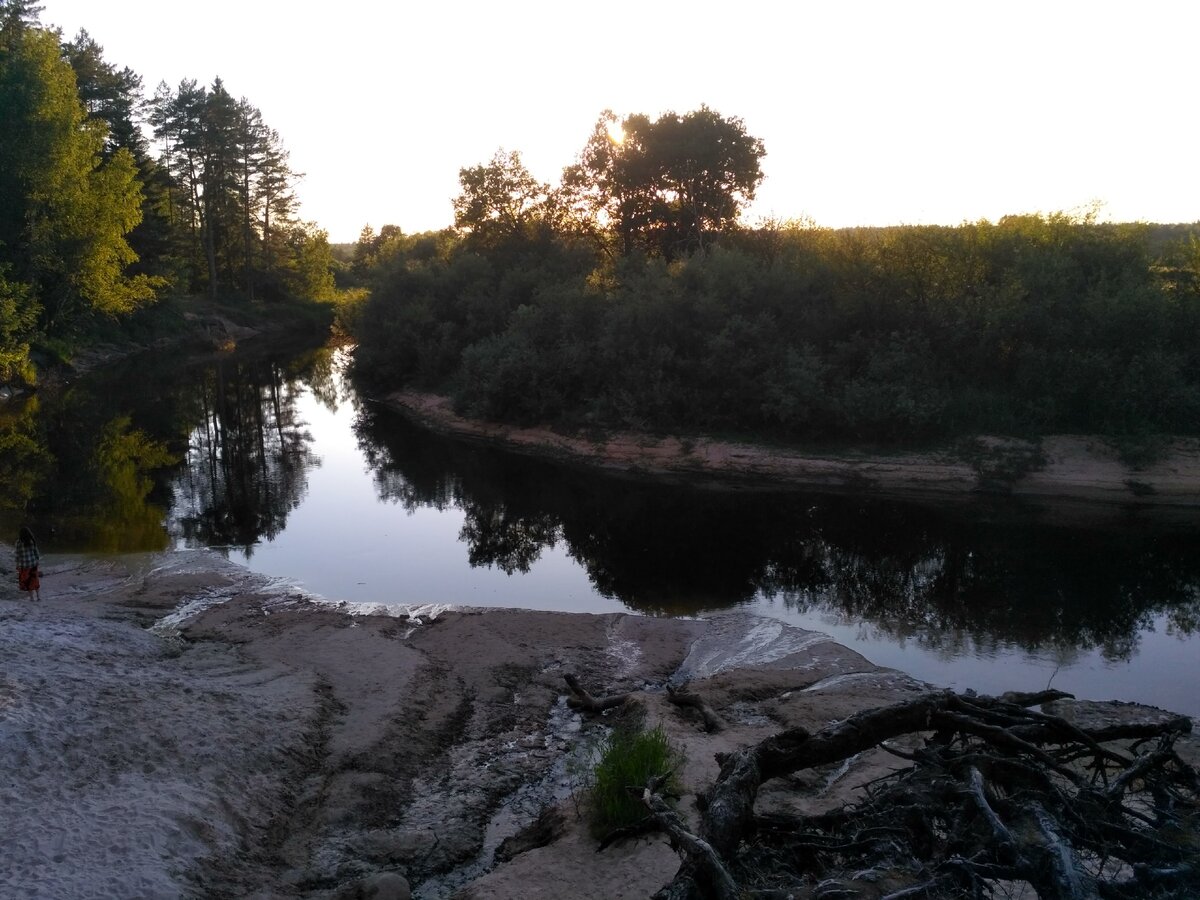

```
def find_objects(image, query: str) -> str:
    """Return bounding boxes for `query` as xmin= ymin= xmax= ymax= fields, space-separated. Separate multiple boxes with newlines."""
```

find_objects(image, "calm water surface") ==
xmin=8 ymin=340 xmax=1199 ymax=715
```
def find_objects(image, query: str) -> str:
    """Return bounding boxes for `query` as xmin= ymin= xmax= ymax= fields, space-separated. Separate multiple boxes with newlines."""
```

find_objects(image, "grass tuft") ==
xmin=588 ymin=722 xmax=683 ymax=836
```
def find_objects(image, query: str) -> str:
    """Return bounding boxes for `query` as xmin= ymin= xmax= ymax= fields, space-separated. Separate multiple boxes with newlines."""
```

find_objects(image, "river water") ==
xmin=6 ymin=339 xmax=1198 ymax=715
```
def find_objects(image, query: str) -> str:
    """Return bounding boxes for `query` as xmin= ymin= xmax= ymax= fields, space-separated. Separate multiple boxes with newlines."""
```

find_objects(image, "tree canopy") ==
xmin=0 ymin=1 xmax=338 ymax=383
xmin=352 ymin=105 xmax=1200 ymax=449
xmin=452 ymin=149 xmax=550 ymax=249
xmin=355 ymin=162 xmax=1200 ymax=449
xmin=0 ymin=19 xmax=156 ymax=330
xmin=562 ymin=107 xmax=765 ymax=258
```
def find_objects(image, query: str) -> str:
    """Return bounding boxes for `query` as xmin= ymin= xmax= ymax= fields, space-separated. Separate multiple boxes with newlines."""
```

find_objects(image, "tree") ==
xmin=146 ymin=78 xmax=207 ymax=284
xmin=452 ymin=149 xmax=549 ymax=249
xmin=0 ymin=266 xmax=35 ymax=381
xmin=651 ymin=107 xmax=766 ymax=252
xmin=147 ymin=79 xmax=302 ymax=298
xmin=0 ymin=0 xmax=41 ymax=35
xmin=62 ymin=30 xmax=179 ymax=286
xmin=0 ymin=22 xmax=157 ymax=331
xmin=197 ymin=78 xmax=240 ymax=296
xmin=284 ymin=225 xmax=336 ymax=302
xmin=253 ymin=126 xmax=298 ymax=280
xmin=562 ymin=106 xmax=765 ymax=258
xmin=61 ymin=29 xmax=148 ymax=163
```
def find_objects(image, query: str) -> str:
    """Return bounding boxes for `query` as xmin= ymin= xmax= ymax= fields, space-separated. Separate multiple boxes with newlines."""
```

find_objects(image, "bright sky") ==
xmin=38 ymin=0 xmax=1200 ymax=243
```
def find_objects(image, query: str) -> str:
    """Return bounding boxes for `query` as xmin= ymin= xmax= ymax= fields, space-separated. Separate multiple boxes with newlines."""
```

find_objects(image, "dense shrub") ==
xmin=352 ymin=216 xmax=1200 ymax=446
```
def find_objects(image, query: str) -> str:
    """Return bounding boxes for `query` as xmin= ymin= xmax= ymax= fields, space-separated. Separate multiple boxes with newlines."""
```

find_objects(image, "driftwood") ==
xmin=563 ymin=674 xmax=629 ymax=713
xmin=667 ymin=683 xmax=725 ymax=733
xmin=624 ymin=689 xmax=1199 ymax=900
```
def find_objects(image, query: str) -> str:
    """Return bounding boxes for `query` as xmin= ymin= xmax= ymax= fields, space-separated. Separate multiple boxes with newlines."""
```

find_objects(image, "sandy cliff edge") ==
xmin=386 ymin=391 xmax=1200 ymax=513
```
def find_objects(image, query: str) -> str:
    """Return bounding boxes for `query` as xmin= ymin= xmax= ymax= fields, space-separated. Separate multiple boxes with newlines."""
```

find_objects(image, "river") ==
xmin=5 ymin=338 xmax=1198 ymax=715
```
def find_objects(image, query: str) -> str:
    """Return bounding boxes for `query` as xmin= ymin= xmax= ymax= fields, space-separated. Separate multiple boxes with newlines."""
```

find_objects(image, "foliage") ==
xmin=0 ymin=21 xmax=159 ymax=334
xmin=0 ymin=268 xmax=36 ymax=382
xmin=562 ymin=107 xmax=765 ymax=258
xmin=588 ymin=720 xmax=683 ymax=836
xmin=0 ymin=4 xmax=338 ymax=382
xmin=146 ymin=76 xmax=308 ymax=301
xmin=353 ymin=204 xmax=1200 ymax=447
xmin=83 ymin=416 xmax=176 ymax=552
xmin=0 ymin=395 xmax=51 ymax=512
xmin=453 ymin=149 xmax=550 ymax=250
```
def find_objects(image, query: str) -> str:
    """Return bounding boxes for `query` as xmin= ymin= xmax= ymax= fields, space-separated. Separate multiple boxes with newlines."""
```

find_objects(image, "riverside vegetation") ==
xmin=348 ymin=118 xmax=1200 ymax=459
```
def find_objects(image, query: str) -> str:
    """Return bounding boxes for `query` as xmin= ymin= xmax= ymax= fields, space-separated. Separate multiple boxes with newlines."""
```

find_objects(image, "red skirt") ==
xmin=18 ymin=566 xmax=39 ymax=592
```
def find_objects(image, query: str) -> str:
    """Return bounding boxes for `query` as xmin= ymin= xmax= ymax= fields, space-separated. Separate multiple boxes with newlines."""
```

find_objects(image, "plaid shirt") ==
xmin=14 ymin=542 xmax=39 ymax=569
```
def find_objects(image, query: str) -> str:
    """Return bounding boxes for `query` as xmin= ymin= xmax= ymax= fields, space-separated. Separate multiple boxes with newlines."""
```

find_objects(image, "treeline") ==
xmin=0 ymin=1 xmax=335 ymax=383
xmin=350 ymin=107 xmax=1200 ymax=448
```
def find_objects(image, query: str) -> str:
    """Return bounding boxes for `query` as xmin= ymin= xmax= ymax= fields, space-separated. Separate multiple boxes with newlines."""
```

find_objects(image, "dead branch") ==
xmin=953 ymin=694 xmax=1135 ymax=769
xmin=703 ymin=692 xmax=951 ymax=858
xmin=1013 ymin=715 xmax=1193 ymax=746
xmin=667 ymin=683 xmax=725 ymax=733
xmin=638 ymin=783 xmax=739 ymax=900
xmin=1106 ymin=746 xmax=1175 ymax=802
xmin=563 ymin=673 xmax=628 ymax=713
xmin=930 ymin=709 xmax=1087 ymax=785
xmin=965 ymin=766 xmax=1016 ymax=856
xmin=1025 ymin=799 xmax=1095 ymax=898
xmin=596 ymin=815 xmax=659 ymax=852
xmin=1097 ymin=863 xmax=1198 ymax=899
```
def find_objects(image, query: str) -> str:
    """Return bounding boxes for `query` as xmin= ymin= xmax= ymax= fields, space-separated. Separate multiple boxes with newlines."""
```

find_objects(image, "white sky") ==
xmin=38 ymin=0 xmax=1200 ymax=243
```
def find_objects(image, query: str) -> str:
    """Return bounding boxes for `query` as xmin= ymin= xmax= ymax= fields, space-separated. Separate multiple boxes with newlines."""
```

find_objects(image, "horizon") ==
xmin=36 ymin=0 xmax=1200 ymax=243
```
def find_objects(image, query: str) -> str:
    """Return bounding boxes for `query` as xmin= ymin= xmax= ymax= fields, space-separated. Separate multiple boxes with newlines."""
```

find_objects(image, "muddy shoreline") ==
xmin=385 ymin=391 xmax=1200 ymax=522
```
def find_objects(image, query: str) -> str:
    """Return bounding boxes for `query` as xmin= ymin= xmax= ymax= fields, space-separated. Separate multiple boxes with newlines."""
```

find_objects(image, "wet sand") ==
xmin=1 ymin=550 xmax=1192 ymax=898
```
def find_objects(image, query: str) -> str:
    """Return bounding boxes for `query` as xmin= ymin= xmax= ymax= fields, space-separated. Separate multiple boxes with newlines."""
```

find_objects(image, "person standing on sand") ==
xmin=15 ymin=526 xmax=41 ymax=601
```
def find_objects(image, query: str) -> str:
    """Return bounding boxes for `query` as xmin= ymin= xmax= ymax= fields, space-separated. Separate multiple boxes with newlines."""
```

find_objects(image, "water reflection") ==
xmin=356 ymin=404 xmax=1200 ymax=664
xmin=169 ymin=355 xmax=321 ymax=552
xmin=0 ymin=341 xmax=336 ymax=553
xmin=1 ymin=339 xmax=1197 ymax=705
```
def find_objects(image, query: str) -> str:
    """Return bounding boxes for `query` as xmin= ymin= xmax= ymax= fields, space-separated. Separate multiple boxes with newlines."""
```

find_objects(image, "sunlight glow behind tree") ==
xmin=31 ymin=0 xmax=1200 ymax=240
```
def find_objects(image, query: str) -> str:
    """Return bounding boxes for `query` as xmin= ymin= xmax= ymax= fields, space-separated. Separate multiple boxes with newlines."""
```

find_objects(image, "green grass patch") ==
xmin=588 ymin=721 xmax=683 ymax=837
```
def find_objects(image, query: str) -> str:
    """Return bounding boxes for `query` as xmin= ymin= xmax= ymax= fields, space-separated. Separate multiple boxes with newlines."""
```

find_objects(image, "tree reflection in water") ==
xmin=0 ymin=341 xmax=334 ymax=554
xmin=3 ymin=379 xmax=177 ymax=552
xmin=356 ymin=405 xmax=1200 ymax=663
xmin=4 ymin=339 xmax=1195 ymax=670
xmin=170 ymin=354 xmax=321 ymax=552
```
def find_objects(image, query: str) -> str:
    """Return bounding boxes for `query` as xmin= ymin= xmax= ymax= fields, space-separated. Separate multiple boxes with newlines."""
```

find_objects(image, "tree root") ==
xmin=626 ymin=688 xmax=1198 ymax=900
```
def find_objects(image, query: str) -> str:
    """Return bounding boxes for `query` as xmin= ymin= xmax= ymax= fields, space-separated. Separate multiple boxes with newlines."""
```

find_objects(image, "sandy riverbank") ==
xmin=1 ymin=550 xmax=1193 ymax=898
xmin=387 ymin=391 xmax=1200 ymax=521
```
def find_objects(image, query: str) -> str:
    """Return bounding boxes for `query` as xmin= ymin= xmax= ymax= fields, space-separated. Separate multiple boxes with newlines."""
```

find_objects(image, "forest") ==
xmin=349 ymin=111 xmax=1200 ymax=452
xmin=0 ymin=1 xmax=337 ymax=384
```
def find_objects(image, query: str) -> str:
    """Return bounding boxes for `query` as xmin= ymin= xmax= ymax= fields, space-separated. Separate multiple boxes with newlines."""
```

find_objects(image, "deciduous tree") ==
xmin=453 ymin=149 xmax=549 ymax=249
xmin=0 ymin=22 xmax=157 ymax=331
xmin=563 ymin=107 xmax=765 ymax=258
